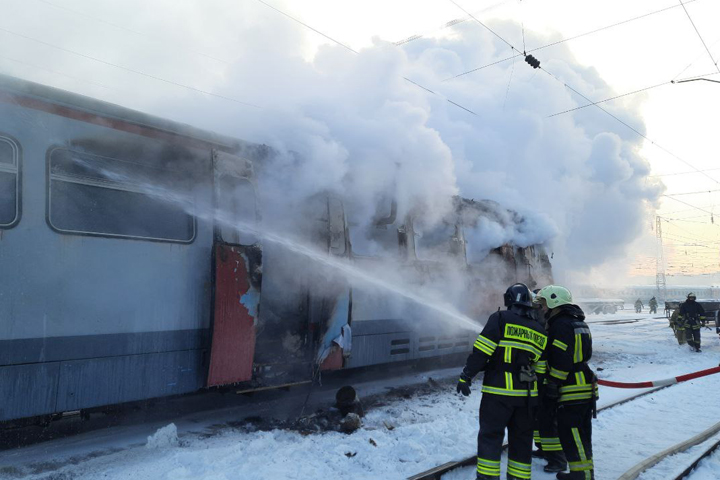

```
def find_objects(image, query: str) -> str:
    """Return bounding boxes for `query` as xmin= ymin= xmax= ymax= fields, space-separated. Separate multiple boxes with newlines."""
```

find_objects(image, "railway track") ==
xmin=407 ymin=386 xmax=672 ymax=480
xmin=618 ymin=421 xmax=720 ymax=480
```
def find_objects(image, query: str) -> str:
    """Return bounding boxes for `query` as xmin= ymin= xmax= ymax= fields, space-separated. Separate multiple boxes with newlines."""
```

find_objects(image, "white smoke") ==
xmin=0 ymin=0 xmax=665 ymax=278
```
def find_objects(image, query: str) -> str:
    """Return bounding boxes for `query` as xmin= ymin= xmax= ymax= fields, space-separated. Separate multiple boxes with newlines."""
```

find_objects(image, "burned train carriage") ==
xmin=0 ymin=74 xmax=552 ymax=423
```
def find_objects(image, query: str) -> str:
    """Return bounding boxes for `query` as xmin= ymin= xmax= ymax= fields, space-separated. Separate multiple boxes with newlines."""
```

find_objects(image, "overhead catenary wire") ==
xmin=393 ymin=0 xmax=512 ymax=46
xmin=443 ymin=0 xmax=701 ymax=82
xmin=256 ymin=0 xmax=479 ymax=116
xmin=0 ymin=26 xmax=263 ymax=109
xmin=678 ymin=0 xmax=720 ymax=74
xmin=546 ymin=71 xmax=720 ymax=117
xmin=33 ymin=0 xmax=232 ymax=65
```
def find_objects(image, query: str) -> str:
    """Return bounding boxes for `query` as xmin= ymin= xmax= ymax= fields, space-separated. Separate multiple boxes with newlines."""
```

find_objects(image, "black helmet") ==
xmin=504 ymin=283 xmax=533 ymax=308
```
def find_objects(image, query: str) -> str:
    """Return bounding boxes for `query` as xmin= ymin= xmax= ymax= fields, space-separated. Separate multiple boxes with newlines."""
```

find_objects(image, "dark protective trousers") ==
xmin=685 ymin=321 xmax=702 ymax=350
xmin=537 ymin=399 xmax=566 ymax=464
xmin=477 ymin=394 xmax=534 ymax=479
xmin=557 ymin=403 xmax=594 ymax=479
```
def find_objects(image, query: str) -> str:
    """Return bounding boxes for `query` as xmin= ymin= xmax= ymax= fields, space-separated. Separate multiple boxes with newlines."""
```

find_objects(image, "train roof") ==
xmin=0 ymin=73 xmax=251 ymax=152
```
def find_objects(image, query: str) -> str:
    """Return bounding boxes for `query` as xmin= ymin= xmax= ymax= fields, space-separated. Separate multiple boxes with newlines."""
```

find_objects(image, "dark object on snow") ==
xmin=340 ymin=413 xmax=362 ymax=433
xmin=335 ymin=386 xmax=364 ymax=417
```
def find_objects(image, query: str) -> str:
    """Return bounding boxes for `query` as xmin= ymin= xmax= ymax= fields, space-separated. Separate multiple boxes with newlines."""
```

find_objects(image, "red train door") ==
xmin=207 ymin=150 xmax=262 ymax=387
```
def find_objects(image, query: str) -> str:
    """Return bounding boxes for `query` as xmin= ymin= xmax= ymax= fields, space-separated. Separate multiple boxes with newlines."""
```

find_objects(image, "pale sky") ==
xmin=2 ymin=0 xmax=719 ymax=285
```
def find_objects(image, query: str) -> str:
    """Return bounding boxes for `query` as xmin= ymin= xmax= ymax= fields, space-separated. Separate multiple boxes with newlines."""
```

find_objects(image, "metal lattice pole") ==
xmin=656 ymin=216 xmax=667 ymax=303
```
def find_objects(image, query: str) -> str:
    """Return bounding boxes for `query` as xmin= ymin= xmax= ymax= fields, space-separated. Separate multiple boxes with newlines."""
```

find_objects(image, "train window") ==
xmin=217 ymin=175 xmax=257 ymax=245
xmin=0 ymin=136 xmax=20 ymax=228
xmin=48 ymin=148 xmax=195 ymax=242
xmin=414 ymin=221 xmax=463 ymax=260
xmin=328 ymin=198 xmax=346 ymax=255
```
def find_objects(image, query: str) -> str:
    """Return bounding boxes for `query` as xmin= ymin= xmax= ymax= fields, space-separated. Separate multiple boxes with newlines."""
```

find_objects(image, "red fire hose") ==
xmin=597 ymin=365 xmax=720 ymax=388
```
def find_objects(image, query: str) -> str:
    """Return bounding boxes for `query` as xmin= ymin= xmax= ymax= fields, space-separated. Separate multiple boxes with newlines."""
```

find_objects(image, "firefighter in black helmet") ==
xmin=456 ymin=283 xmax=548 ymax=480
xmin=678 ymin=293 xmax=706 ymax=352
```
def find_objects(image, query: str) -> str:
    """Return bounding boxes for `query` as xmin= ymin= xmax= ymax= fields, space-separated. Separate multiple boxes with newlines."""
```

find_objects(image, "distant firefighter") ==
xmin=678 ymin=293 xmax=706 ymax=352
xmin=634 ymin=298 xmax=644 ymax=313
xmin=649 ymin=297 xmax=658 ymax=314
xmin=669 ymin=308 xmax=686 ymax=345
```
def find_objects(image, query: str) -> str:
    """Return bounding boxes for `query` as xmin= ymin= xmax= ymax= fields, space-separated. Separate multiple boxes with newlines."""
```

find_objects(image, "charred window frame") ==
xmin=216 ymin=174 xmax=258 ymax=246
xmin=47 ymin=147 xmax=196 ymax=243
xmin=0 ymin=135 xmax=21 ymax=229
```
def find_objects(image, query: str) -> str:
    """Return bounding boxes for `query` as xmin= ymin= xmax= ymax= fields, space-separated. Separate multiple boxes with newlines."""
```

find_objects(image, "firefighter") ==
xmin=649 ymin=297 xmax=658 ymax=314
xmin=535 ymin=285 xmax=596 ymax=480
xmin=669 ymin=308 xmax=686 ymax=345
xmin=678 ymin=293 xmax=706 ymax=352
xmin=634 ymin=298 xmax=643 ymax=313
xmin=457 ymin=283 xmax=548 ymax=480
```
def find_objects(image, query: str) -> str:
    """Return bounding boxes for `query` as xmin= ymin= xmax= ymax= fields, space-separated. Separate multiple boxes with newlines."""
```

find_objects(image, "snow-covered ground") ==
xmin=3 ymin=308 xmax=720 ymax=480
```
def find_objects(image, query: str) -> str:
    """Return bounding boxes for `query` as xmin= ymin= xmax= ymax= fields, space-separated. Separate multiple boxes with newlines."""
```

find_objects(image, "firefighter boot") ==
xmin=543 ymin=451 xmax=568 ymax=473
xmin=556 ymin=470 xmax=594 ymax=480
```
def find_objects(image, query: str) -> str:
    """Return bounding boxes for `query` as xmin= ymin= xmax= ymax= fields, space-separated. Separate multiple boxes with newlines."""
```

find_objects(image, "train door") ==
xmin=207 ymin=150 xmax=262 ymax=387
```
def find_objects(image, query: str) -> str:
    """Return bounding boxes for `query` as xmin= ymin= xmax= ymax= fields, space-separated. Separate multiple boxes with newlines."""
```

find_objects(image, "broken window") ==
xmin=48 ymin=147 xmax=195 ymax=242
xmin=216 ymin=175 xmax=258 ymax=246
xmin=414 ymin=220 xmax=463 ymax=261
xmin=328 ymin=197 xmax=346 ymax=255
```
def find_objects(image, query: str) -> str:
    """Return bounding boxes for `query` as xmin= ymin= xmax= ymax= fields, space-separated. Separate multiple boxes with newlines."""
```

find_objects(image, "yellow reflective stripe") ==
xmin=552 ymin=339 xmax=568 ymax=351
xmin=574 ymin=333 xmax=583 ymax=363
xmin=560 ymin=384 xmax=593 ymax=393
xmin=499 ymin=340 xmax=543 ymax=359
xmin=473 ymin=342 xmax=495 ymax=356
xmin=481 ymin=385 xmax=539 ymax=397
xmin=477 ymin=457 xmax=501 ymax=476
xmin=575 ymin=372 xmax=586 ymax=385
xmin=504 ymin=345 xmax=513 ymax=363
xmin=476 ymin=334 xmax=498 ymax=348
xmin=569 ymin=460 xmax=594 ymax=471
xmin=474 ymin=335 xmax=497 ymax=355
xmin=458 ymin=378 xmax=467 ymax=383
xmin=572 ymin=427 xmax=588 ymax=463
xmin=560 ymin=392 xmax=594 ymax=402
xmin=550 ymin=367 xmax=569 ymax=380
xmin=505 ymin=372 xmax=514 ymax=391
xmin=503 ymin=323 xmax=548 ymax=349
xmin=535 ymin=360 xmax=547 ymax=374
xmin=533 ymin=430 xmax=541 ymax=442
xmin=507 ymin=460 xmax=531 ymax=479
xmin=540 ymin=437 xmax=563 ymax=451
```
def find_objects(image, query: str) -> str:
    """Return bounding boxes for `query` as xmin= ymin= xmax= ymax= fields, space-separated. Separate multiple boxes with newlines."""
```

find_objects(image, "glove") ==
xmin=543 ymin=381 xmax=560 ymax=406
xmin=456 ymin=374 xmax=472 ymax=396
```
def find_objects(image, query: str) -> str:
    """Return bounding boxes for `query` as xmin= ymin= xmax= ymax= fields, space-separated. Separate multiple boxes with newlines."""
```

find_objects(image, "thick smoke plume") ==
xmin=2 ymin=0 xmax=665 ymax=280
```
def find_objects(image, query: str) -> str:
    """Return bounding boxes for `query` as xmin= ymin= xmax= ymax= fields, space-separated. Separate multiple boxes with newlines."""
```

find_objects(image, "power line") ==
xmin=256 ymin=0 xmax=358 ymax=54
xmin=649 ymin=167 xmax=720 ymax=178
xmin=0 ymin=26 xmax=263 ymax=109
xmin=393 ymin=0 xmax=512 ymax=46
xmin=447 ymin=0 xmax=517 ymax=50
xmin=673 ymin=36 xmax=720 ymax=80
xmin=678 ymin=0 xmax=720 ymax=74
xmin=33 ymin=0 xmax=231 ymax=65
xmin=256 ymin=0 xmax=479 ymax=116
xmin=546 ymin=71 xmax=719 ymax=117
xmin=538 ymin=66 xmax=720 ymax=187
xmin=664 ymin=188 xmax=720 ymax=197
xmin=547 ymin=81 xmax=671 ymax=118
xmin=443 ymin=0 xmax=701 ymax=82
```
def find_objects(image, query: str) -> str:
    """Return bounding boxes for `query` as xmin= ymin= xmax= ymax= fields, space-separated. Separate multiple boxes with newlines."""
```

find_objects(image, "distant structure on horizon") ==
xmin=577 ymin=285 xmax=720 ymax=303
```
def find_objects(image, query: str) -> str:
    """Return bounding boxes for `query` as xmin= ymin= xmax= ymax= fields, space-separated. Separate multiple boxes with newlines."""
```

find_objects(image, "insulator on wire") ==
xmin=525 ymin=54 xmax=540 ymax=69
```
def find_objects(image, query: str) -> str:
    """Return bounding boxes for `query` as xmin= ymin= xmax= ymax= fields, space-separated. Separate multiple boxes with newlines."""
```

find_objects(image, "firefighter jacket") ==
xmin=463 ymin=308 xmax=548 ymax=405
xmin=544 ymin=304 xmax=597 ymax=404
xmin=678 ymin=301 xmax=706 ymax=329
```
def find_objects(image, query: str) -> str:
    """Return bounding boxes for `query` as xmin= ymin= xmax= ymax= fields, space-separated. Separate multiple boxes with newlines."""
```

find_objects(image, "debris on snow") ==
xmin=340 ymin=413 xmax=362 ymax=434
xmin=145 ymin=423 xmax=179 ymax=449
